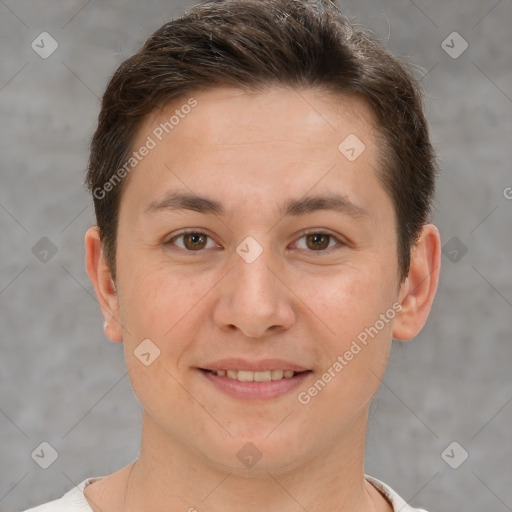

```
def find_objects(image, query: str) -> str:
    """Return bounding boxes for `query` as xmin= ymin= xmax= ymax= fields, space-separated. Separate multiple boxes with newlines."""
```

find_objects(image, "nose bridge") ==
xmin=213 ymin=235 xmax=294 ymax=338
xmin=233 ymin=235 xmax=279 ymax=308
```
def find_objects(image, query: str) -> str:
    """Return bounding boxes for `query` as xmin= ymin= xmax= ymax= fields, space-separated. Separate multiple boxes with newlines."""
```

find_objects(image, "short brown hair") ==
xmin=86 ymin=0 xmax=438 ymax=283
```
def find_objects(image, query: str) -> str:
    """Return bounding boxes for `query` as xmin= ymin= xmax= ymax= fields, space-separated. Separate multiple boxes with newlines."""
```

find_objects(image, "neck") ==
xmin=120 ymin=409 xmax=388 ymax=512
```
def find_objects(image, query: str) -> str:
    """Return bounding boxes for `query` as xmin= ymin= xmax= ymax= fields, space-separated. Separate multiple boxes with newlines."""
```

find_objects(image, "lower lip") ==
xmin=199 ymin=369 xmax=312 ymax=400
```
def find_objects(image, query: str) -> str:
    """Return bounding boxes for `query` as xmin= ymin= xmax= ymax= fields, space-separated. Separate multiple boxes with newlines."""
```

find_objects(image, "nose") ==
xmin=212 ymin=243 xmax=295 ymax=338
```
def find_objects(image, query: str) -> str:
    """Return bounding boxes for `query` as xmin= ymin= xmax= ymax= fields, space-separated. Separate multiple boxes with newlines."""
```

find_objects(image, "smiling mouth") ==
xmin=198 ymin=367 xmax=313 ymax=400
xmin=200 ymin=368 xmax=312 ymax=382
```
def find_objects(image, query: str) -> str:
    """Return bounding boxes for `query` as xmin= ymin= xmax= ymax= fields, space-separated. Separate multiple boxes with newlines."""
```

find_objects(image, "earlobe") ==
xmin=392 ymin=224 xmax=441 ymax=341
xmin=85 ymin=226 xmax=123 ymax=343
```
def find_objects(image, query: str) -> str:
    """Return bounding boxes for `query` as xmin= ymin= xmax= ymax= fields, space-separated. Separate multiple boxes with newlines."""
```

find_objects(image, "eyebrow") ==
xmin=145 ymin=191 xmax=370 ymax=219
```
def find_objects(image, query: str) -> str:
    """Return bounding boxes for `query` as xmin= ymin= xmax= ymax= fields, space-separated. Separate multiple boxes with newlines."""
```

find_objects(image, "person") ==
xmin=23 ymin=0 xmax=441 ymax=510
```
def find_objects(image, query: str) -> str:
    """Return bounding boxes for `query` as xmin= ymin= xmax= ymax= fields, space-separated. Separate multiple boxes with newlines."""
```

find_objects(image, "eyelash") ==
xmin=166 ymin=229 xmax=347 ymax=254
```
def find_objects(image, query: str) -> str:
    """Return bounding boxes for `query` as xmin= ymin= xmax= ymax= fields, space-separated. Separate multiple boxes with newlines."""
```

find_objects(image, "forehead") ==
xmin=141 ymin=86 xmax=378 ymax=151
xmin=122 ymin=86 xmax=389 ymax=222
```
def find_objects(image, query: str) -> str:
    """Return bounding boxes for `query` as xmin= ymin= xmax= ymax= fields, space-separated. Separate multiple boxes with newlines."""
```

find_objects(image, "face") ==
xmin=89 ymin=86 xmax=421 ymax=473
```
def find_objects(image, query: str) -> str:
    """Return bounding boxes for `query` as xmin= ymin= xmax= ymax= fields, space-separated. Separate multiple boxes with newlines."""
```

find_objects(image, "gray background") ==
xmin=1 ymin=0 xmax=511 ymax=511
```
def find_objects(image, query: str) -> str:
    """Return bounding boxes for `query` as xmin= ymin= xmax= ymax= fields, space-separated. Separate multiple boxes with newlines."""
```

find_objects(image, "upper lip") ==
xmin=199 ymin=358 xmax=311 ymax=372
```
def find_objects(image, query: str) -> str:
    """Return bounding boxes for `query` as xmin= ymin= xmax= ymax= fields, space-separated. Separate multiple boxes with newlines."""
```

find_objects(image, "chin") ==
xmin=193 ymin=428 xmax=308 ymax=475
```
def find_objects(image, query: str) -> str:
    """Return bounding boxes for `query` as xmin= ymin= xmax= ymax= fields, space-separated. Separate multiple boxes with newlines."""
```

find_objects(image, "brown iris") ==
xmin=183 ymin=233 xmax=208 ymax=250
xmin=305 ymin=233 xmax=330 ymax=250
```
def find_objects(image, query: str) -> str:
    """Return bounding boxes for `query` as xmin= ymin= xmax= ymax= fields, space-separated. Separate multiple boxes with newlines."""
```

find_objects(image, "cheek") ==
xmin=117 ymin=264 xmax=200 ymax=412
xmin=118 ymin=256 xmax=199 ymax=332
xmin=309 ymin=266 xmax=395 ymax=344
xmin=298 ymin=265 xmax=396 ymax=402
xmin=117 ymin=259 xmax=214 ymax=382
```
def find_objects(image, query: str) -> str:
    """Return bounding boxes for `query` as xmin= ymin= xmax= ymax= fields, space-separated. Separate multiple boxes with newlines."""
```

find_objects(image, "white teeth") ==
xmin=254 ymin=371 xmax=271 ymax=382
xmin=271 ymin=369 xmax=284 ymax=380
xmin=212 ymin=369 xmax=298 ymax=381
xmin=237 ymin=370 xmax=254 ymax=382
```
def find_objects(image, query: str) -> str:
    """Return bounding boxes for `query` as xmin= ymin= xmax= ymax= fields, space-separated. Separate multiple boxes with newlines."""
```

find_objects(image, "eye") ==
xmin=166 ymin=230 xmax=346 ymax=253
xmin=167 ymin=231 xmax=218 ymax=251
xmin=292 ymin=231 xmax=345 ymax=252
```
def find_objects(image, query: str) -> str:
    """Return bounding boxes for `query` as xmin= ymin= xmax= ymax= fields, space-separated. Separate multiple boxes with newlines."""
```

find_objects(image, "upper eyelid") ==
xmin=168 ymin=229 xmax=219 ymax=244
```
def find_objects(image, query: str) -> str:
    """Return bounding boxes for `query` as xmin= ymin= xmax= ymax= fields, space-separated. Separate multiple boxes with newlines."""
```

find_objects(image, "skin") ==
xmin=85 ymin=86 xmax=441 ymax=512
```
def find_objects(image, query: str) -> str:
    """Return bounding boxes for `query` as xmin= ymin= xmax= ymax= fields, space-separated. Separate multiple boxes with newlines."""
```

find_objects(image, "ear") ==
xmin=393 ymin=224 xmax=441 ymax=341
xmin=85 ymin=226 xmax=123 ymax=342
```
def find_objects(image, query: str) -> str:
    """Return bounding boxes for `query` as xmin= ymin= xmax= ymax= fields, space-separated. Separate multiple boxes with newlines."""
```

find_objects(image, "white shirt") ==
xmin=22 ymin=475 xmax=428 ymax=511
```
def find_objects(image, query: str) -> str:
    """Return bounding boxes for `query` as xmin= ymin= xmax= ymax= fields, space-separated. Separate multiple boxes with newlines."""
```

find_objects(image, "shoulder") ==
xmin=21 ymin=477 xmax=102 ymax=512
xmin=365 ymin=474 xmax=430 ymax=512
